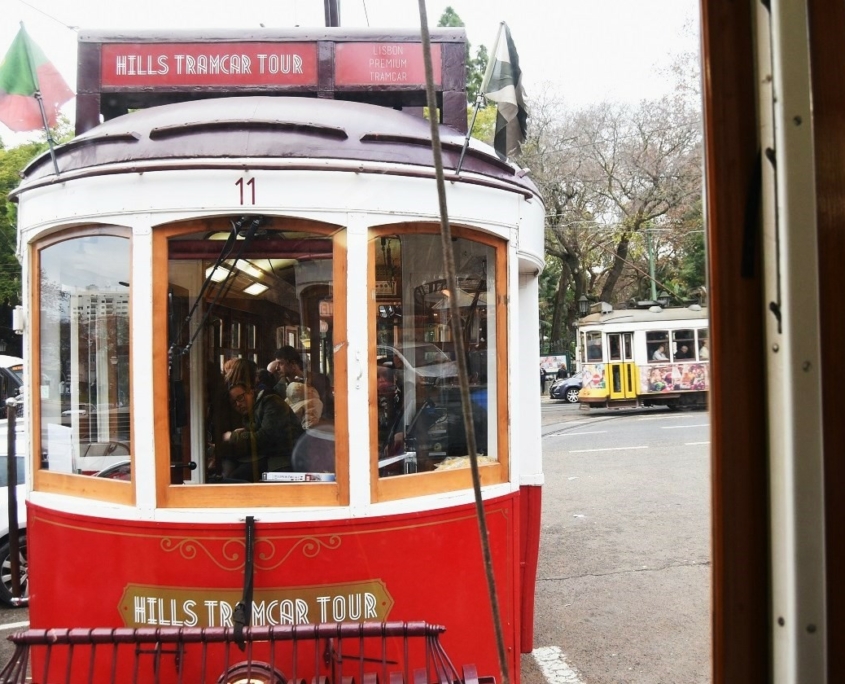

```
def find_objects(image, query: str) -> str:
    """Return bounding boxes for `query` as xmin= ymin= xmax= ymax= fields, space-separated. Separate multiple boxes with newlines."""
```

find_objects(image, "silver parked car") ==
xmin=549 ymin=375 xmax=583 ymax=404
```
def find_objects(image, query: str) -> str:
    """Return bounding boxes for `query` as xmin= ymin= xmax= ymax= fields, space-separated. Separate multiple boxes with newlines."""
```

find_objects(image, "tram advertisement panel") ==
xmin=99 ymin=42 xmax=440 ymax=88
xmin=640 ymin=362 xmax=709 ymax=393
xmin=101 ymin=43 xmax=319 ymax=87
xmin=578 ymin=363 xmax=607 ymax=397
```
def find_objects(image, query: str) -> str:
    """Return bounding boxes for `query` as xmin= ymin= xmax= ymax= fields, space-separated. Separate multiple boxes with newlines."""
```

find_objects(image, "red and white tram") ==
xmin=6 ymin=28 xmax=545 ymax=684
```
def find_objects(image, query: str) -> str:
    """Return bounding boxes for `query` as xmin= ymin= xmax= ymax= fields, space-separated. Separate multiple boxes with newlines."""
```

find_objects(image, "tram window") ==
xmin=673 ymin=329 xmax=695 ymax=360
xmin=167 ymin=226 xmax=336 ymax=485
xmin=373 ymin=232 xmax=500 ymax=480
xmin=37 ymin=235 xmax=131 ymax=477
xmin=647 ymin=331 xmax=670 ymax=362
xmin=608 ymin=334 xmax=622 ymax=361
xmin=622 ymin=333 xmax=633 ymax=360
xmin=698 ymin=329 xmax=710 ymax=360
xmin=585 ymin=332 xmax=603 ymax=360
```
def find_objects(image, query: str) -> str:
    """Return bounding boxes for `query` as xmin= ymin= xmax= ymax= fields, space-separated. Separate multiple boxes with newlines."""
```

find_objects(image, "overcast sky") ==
xmin=2 ymin=0 xmax=700 ymax=143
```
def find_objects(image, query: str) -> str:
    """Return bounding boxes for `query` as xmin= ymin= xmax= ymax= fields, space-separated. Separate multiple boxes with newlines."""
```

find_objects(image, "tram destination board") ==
xmin=76 ymin=29 xmax=467 ymax=134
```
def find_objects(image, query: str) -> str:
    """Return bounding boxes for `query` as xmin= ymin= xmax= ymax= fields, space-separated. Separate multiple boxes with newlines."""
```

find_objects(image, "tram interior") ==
xmin=166 ymin=220 xmax=337 ymax=484
xmin=159 ymin=222 xmax=497 ymax=483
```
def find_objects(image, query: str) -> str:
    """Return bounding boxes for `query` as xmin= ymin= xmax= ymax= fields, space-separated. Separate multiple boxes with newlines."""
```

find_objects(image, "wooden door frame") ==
xmin=700 ymin=0 xmax=770 ymax=681
xmin=703 ymin=0 xmax=845 ymax=680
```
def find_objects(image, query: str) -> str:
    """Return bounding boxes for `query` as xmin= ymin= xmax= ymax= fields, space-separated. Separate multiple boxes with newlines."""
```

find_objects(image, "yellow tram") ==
xmin=575 ymin=303 xmax=709 ymax=409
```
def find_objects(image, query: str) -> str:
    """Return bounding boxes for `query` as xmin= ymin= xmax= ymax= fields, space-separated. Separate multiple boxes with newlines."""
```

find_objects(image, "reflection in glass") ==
xmin=374 ymin=234 xmax=497 ymax=477
xmin=39 ymin=235 xmax=131 ymax=476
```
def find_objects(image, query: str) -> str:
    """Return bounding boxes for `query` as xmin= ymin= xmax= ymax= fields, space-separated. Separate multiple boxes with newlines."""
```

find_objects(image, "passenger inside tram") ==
xmin=675 ymin=344 xmax=692 ymax=359
xmin=222 ymin=380 xmax=298 ymax=482
xmin=165 ymin=221 xmax=338 ymax=484
xmin=286 ymin=378 xmax=323 ymax=429
xmin=274 ymin=345 xmax=331 ymax=418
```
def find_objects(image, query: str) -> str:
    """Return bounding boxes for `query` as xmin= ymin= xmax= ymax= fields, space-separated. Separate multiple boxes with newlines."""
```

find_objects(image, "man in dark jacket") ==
xmin=223 ymin=382 xmax=297 ymax=482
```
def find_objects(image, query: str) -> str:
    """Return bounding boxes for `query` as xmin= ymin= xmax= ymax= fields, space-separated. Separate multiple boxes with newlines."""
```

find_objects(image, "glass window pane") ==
xmin=39 ymin=235 xmax=131 ymax=476
xmin=646 ymin=331 xmax=670 ymax=362
xmin=608 ymin=334 xmax=621 ymax=361
xmin=168 ymin=227 xmax=335 ymax=484
xmin=697 ymin=328 xmax=710 ymax=360
xmin=374 ymin=233 xmax=495 ymax=476
xmin=672 ymin=329 xmax=695 ymax=360
xmin=585 ymin=332 xmax=603 ymax=360
xmin=623 ymin=333 xmax=633 ymax=360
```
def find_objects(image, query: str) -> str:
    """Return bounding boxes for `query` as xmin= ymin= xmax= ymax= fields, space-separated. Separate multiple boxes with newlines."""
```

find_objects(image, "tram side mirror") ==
xmin=12 ymin=305 xmax=24 ymax=335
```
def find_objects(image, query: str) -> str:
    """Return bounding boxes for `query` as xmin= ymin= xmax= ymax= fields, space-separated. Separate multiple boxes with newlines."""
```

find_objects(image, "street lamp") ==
xmin=657 ymin=291 xmax=671 ymax=308
xmin=577 ymin=294 xmax=590 ymax=317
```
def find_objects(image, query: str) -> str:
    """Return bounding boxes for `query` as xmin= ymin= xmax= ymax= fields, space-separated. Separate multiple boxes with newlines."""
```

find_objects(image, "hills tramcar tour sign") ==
xmin=99 ymin=42 xmax=441 ymax=88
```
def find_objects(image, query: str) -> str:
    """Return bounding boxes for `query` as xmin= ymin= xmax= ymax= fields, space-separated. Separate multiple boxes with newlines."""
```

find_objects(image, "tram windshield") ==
xmin=167 ymin=223 xmax=336 ymax=484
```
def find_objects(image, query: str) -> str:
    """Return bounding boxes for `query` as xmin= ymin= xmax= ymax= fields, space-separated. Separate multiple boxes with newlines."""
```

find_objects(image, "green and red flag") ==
xmin=0 ymin=25 xmax=74 ymax=132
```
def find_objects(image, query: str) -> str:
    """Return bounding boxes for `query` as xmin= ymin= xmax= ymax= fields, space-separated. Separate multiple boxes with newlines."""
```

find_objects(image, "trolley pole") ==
xmin=646 ymin=229 xmax=658 ymax=301
xmin=5 ymin=398 xmax=21 ymax=602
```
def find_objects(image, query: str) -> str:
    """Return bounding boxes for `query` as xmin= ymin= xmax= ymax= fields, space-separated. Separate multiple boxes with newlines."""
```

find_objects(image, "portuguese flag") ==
xmin=0 ymin=24 xmax=74 ymax=133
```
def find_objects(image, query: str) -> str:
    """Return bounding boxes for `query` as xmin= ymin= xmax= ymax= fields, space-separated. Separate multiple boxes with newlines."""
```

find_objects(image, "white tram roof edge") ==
xmin=578 ymin=304 xmax=709 ymax=329
xmin=12 ymin=96 xmax=546 ymax=270
xmin=13 ymin=96 xmax=542 ymax=201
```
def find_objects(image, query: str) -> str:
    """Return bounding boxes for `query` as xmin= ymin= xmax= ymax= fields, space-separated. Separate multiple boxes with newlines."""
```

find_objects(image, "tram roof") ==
xmin=578 ymin=304 xmax=709 ymax=327
xmin=16 ymin=96 xmax=540 ymax=198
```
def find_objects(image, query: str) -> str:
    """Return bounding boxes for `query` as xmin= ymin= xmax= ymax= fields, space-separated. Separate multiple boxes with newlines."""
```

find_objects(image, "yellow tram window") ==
xmin=370 ymin=230 xmax=506 ymax=492
xmin=37 ymin=235 xmax=131 ymax=478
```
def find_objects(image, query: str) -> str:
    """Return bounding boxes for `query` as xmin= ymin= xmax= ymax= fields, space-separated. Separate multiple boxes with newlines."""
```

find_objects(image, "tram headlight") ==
xmin=218 ymin=661 xmax=285 ymax=684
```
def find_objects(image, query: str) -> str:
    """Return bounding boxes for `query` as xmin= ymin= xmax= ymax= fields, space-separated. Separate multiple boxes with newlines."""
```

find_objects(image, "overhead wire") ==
xmin=416 ymin=3 xmax=509 ymax=684
xmin=13 ymin=0 xmax=78 ymax=31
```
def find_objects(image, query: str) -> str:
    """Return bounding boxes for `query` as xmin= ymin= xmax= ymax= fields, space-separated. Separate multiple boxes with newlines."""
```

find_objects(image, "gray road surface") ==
xmin=523 ymin=398 xmax=711 ymax=684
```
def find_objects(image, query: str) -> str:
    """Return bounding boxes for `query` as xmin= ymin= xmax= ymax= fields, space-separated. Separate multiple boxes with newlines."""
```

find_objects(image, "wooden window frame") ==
xmin=368 ymin=224 xmax=509 ymax=503
xmin=30 ymin=226 xmax=135 ymax=506
xmin=152 ymin=219 xmax=348 ymax=508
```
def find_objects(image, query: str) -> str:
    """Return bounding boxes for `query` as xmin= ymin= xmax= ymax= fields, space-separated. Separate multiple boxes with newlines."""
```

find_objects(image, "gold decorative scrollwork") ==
xmin=161 ymin=534 xmax=343 ymax=572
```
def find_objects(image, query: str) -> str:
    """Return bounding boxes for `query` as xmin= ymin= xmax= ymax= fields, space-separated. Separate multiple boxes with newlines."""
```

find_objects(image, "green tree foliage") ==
xmin=0 ymin=139 xmax=47 ymax=306
xmin=437 ymin=6 xmax=489 ymax=104
xmin=466 ymin=44 xmax=488 ymax=104
xmin=467 ymin=104 xmax=497 ymax=146
xmin=0 ymin=118 xmax=71 ymax=311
